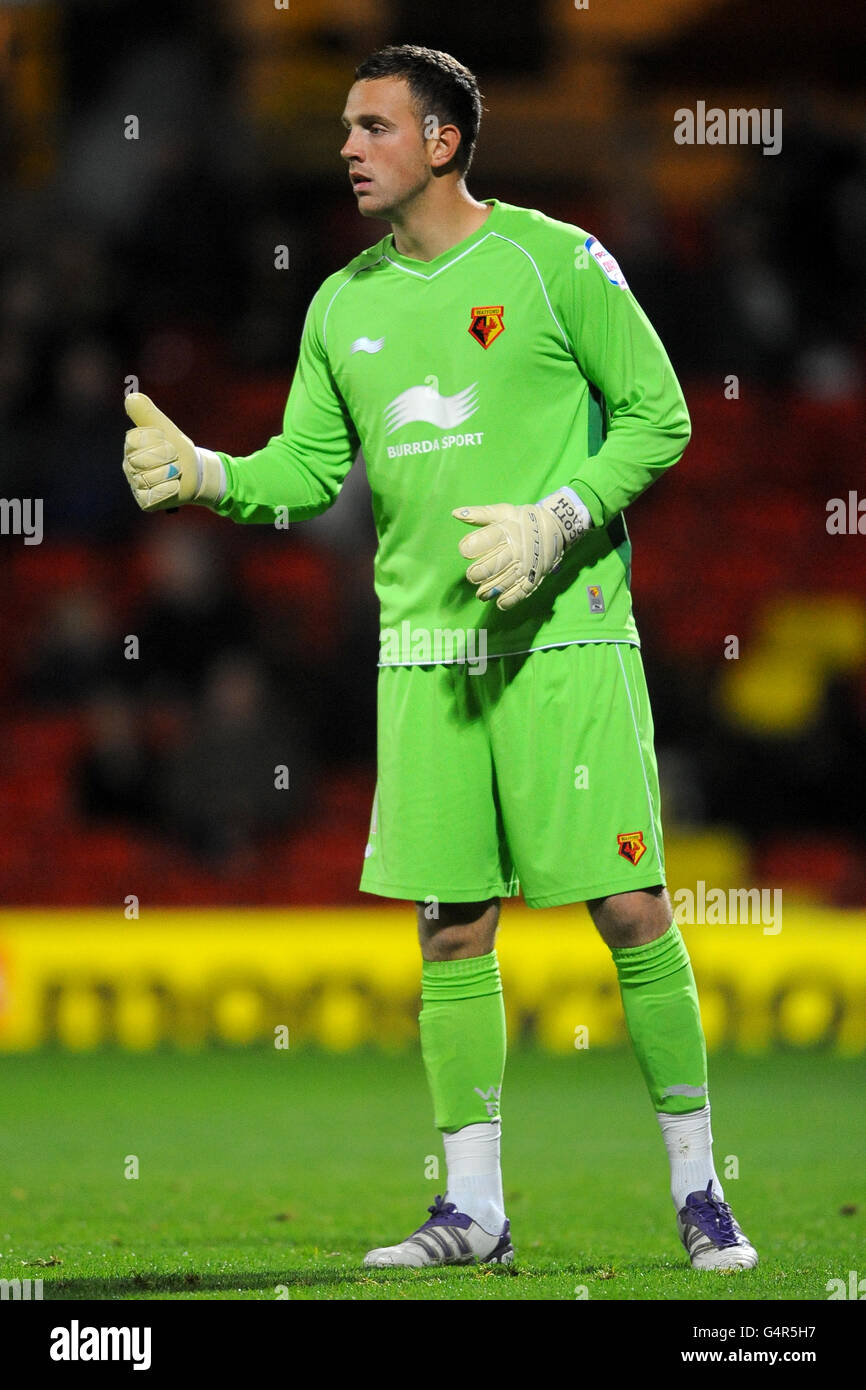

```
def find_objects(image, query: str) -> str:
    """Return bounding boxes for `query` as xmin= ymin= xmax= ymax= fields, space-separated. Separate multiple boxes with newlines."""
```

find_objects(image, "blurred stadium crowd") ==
xmin=1 ymin=0 xmax=865 ymax=906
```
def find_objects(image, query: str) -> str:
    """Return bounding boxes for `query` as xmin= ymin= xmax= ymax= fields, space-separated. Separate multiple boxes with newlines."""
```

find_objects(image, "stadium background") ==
xmin=1 ymin=5 xmax=865 ymax=1061
xmin=2 ymin=0 xmax=865 ymax=1310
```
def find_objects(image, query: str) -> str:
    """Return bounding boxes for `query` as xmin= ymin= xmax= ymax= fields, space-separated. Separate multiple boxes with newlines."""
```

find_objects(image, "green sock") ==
xmin=611 ymin=922 xmax=708 ymax=1113
xmin=419 ymin=951 xmax=506 ymax=1133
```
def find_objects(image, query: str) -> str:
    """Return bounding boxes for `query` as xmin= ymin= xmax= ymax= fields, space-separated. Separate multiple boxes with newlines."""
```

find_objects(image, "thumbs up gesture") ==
xmin=122 ymin=393 xmax=224 ymax=512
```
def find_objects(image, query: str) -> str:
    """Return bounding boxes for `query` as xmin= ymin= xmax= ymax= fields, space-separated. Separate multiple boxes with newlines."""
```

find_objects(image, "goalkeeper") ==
xmin=123 ymin=44 xmax=757 ymax=1273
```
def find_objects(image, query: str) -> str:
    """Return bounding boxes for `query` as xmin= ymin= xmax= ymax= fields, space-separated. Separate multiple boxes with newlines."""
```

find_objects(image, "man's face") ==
xmin=340 ymin=77 xmax=436 ymax=219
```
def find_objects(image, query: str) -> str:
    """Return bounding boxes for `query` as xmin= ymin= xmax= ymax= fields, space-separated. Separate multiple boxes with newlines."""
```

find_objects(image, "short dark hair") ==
xmin=354 ymin=45 xmax=483 ymax=176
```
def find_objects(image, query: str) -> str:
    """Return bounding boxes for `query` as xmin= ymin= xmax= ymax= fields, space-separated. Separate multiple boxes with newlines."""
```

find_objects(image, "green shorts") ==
xmin=359 ymin=641 xmax=666 ymax=909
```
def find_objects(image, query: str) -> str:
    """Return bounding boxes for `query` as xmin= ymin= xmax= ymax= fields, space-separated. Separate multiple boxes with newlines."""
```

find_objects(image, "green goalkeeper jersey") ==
xmin=213 ymin=198 xmax=690 ymax=661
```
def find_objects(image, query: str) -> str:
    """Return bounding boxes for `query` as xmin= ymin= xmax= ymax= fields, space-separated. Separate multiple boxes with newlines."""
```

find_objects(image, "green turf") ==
xmin=0 ymin=1048 xmax=861 ymax=1300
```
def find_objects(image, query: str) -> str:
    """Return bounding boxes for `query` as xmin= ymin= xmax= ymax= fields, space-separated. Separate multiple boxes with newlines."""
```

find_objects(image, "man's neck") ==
xmin=390 ymin=187 xmax=492 ymax=263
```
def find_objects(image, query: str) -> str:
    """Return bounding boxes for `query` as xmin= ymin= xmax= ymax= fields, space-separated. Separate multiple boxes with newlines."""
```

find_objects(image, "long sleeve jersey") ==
xmin=212 ymin=198 xmax=691 ymax=662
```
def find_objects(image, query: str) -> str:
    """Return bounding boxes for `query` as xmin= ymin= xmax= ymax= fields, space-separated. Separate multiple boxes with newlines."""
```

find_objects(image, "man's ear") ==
xmin=426 ymin=118 xmax=462 ymax=172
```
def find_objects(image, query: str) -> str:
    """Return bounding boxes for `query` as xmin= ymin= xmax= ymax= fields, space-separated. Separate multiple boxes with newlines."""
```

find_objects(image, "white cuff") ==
xmin=537 ymin=486 xmax=592 ymax=546
xmin=555 ymin=486 xmax=592 ymax=532
xmin=194 ymin=448 xmax=227 ymax=506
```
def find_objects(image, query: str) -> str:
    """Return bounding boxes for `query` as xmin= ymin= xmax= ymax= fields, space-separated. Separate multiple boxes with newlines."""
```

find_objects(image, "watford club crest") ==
xmin=617 ymin=831 xmax=647 ymax=866
xmin=468 ymin=304 xmax=505 ymax=349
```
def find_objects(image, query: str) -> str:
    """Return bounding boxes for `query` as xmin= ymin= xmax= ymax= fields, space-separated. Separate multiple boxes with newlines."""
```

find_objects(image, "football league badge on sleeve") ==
xmin=585 ymin=236 xmax=629 ymax=290
xmin=468 ymin=305 xmax=505 ymax=349
xmin=617 ymin=831 xmax=647 ymax=865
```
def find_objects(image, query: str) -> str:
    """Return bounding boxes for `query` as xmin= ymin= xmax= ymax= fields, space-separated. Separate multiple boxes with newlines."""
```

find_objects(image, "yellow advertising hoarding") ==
xmin=0 ymin=906 xmax=864 ymax=1053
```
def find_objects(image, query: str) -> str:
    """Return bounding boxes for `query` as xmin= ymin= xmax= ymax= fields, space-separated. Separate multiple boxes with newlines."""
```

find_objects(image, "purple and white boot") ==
xmin=677 ymin=1181 xmax=758 ymax=1270
xmin=363 ymin=1194 xmax=514 ymax=1268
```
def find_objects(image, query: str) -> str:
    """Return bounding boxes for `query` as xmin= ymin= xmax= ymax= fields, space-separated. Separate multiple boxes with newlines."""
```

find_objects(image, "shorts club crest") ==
xmin=617 ymin=831 xmax=647 ymax=866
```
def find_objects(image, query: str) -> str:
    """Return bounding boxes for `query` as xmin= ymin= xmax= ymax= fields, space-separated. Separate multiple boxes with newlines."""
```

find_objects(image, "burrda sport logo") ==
xmin=384 ymin=378 xmax=478 ymax=433
xmin=383 ymin=376 xmax=484 ymax=458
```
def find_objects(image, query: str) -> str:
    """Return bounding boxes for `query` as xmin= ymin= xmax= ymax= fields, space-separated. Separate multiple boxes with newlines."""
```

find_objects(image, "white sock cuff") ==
xmin=444 ymin=1119 xmax=501 ymax=1149
xmin=657 ymin=1102 xmax=711 ymax=1134
xmin=443 ymin=1120 xmax=501 ymax=1175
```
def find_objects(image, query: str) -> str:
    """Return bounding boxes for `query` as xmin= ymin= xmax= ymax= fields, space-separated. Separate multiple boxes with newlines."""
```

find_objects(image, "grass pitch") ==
xmin=0 ymin=1048 xmax=861 ymax=1301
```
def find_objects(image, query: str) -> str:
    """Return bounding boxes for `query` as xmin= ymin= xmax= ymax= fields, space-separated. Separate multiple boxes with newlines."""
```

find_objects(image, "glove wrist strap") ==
xmin=192 ymin=448 xmax=227 ymax=507
xmin=538 ymin=487 xmax=590 ymax=547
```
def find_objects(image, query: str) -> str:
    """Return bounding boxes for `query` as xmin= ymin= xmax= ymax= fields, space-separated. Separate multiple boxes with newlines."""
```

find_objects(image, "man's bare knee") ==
xmin=587 ymin=885 xmax=672 ymax=950
xmin=416 ymin=897 xmax=500 ymax=961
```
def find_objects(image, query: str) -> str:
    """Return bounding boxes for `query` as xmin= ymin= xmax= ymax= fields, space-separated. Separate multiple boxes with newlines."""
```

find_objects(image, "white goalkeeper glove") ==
xmin=123 ymin=392 xmax=225 ymax=512
xmin=453 ymin=489 xmax=589 ymax=611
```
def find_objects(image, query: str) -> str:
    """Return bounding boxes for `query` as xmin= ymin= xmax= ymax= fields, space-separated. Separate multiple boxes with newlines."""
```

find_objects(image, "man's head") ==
xmin=340 ymin=45 xmax=483 ymax=220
